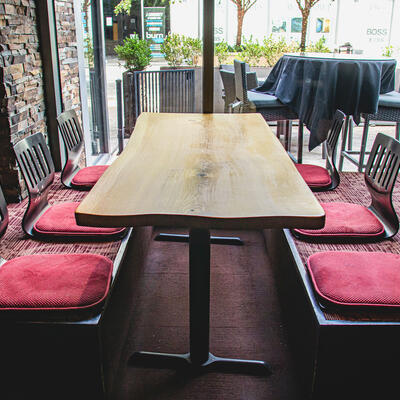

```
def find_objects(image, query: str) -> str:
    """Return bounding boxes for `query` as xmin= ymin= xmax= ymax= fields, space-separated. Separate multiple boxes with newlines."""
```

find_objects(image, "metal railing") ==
xmin=133 ymin=69 xmax=195 ymax=117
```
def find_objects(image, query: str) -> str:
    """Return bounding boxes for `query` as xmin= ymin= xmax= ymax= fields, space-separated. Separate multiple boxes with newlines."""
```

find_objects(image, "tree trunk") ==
xmin=300 ymin=9 xmax=310 ymax=52
xmin=236 ymin=7 xmax=245 ymax=47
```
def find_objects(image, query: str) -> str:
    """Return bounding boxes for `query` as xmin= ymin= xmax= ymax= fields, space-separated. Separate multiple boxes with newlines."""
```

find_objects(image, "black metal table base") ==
xmin=154 ymin=233 xmax=243 ymax=246
xmin=130 ymin=351 xmax=271 ymax=376
xmin=133 ymin=229 xmax=268 ymax=378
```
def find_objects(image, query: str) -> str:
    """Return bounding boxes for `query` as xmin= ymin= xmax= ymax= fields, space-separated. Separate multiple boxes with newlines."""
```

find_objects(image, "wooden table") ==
xmin=76 ymin=112 xmax=325 ymax=375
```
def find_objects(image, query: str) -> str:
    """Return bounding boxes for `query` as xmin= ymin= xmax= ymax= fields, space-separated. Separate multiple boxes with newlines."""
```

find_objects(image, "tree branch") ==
xmin=295 ymin=0 xmax=304 ymax=12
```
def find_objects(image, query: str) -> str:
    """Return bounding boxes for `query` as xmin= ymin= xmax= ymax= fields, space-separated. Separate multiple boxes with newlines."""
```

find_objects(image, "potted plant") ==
xmin=115 ymin=34 xmax=151 ymax=136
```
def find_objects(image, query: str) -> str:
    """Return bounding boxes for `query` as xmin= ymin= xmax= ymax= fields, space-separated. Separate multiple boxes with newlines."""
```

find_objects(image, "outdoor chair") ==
xmin=14 ymin=132 xmax=125 ymax=240
xmin=294 ymin=132 xmax=400 ymax=241
xmin=57 ymin=109 xmax=108 ymax=189
xmin=231 ymin=59 xmax=304 ymax=163
xmin=219 ymin=69 xmax=258 ymax=112
xmin=339 ymin=90 xmax=400 ymax=172
xmin=294 ymin=110 xmax=345 ymax=191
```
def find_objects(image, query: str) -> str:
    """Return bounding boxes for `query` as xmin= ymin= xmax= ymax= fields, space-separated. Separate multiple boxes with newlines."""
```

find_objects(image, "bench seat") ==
xmin=0 ymin=174 xmax=140 ymax=399
xmin=264 ymin=172 xmax=400 ymax=399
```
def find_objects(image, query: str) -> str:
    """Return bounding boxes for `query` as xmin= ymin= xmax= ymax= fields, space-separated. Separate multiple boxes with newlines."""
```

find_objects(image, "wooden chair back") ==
xmin=57 ymin=109 xmax=84 ymax=187
xmin=365 ymin=132 xmax=400 ymax=238
xmin=13 ymin=133 xmax=55 ymax=236
xmin=322 ymin=110 xmax=345 ymax=190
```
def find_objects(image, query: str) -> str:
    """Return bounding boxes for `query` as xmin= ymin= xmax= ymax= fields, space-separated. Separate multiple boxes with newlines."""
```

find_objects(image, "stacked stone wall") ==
xmin=55 ymin=0 xmax=81 ymax=113
xmin=0 ymin=0 xmax=81 ymax=202
xmin=0 ymin=0 xmax=46 ymax=201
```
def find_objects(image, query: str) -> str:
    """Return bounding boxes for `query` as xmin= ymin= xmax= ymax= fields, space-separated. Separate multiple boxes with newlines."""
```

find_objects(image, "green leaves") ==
xmin=114 ymin=34 xmax=152 ymax=71
xmin=161 ymin=34 xmax=203 ymax=67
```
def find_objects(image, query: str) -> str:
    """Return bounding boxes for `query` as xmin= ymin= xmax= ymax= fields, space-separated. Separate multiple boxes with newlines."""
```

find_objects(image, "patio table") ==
xmin=75 ymin=112 xmax=325 ymax=375
xmin=255 ymin=53 xmax=396 ymax=150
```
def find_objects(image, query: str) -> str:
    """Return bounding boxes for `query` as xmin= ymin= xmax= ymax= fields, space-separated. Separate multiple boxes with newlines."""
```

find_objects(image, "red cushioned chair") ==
xmin=57 ymin=109 xmax=108 ymax=190
xmin=294 ymin=132 xmax=400 ymax=241
xmin=307 ymin=251 xmax=400 ymax=310
xmin=294 ymin=110 xmax=345 ymax=191
xmin=14 ymin=132 xmax=125 ymax=240
xmin=0 ymin=185 xmax=113 ymax=318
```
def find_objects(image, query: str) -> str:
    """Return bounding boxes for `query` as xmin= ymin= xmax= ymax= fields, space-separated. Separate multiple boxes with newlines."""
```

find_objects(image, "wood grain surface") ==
xmin=76 ymin=113 xmax=325 ymax=230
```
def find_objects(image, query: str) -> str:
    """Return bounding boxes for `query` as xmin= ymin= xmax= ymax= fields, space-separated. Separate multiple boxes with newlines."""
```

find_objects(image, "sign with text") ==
xmin=144 ymin=7 xmax=165 ymax=58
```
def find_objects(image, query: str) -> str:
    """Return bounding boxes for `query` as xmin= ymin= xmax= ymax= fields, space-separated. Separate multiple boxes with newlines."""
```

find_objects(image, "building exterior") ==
xmin=172 ymin=0 xmax=400 ymax=56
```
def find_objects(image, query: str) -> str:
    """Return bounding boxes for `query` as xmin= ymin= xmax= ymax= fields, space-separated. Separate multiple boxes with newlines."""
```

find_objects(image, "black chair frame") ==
xmin=364 ymin=132 xmax=400 ymax=238
xmin=14 ymin=132 xmax=55 ymax=237
xmin=14 ymin=132 xmax=126 ymax=241
xmin=314 ymin=109 xmax=345 ymax=192
xmin=57 ymin=109 xmax=87 ymax=189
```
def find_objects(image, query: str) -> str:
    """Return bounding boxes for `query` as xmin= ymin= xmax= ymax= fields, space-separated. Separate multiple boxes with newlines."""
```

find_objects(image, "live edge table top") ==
xmin=76 ymin=113 xmax=325 ymax=230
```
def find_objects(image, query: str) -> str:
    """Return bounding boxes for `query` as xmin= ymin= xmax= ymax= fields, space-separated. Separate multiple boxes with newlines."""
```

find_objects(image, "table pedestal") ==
xmin=130 ymin=228 xmax=271 ymax=376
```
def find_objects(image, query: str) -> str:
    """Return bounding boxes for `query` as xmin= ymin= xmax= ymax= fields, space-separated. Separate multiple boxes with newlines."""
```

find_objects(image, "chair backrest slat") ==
xmin=57 ymin=109 xmax=85 ymax=188
xmin=365 ymin=132 xmax=400 ymax=238
xmin=13 ymin=132 xmax=54 ymax=236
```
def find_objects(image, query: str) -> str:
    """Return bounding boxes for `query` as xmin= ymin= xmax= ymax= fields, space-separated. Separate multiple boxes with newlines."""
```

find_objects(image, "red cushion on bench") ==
xmin=34 ymin=202 xmax=125 ymax=238
xmin=307 ymin=251 xmax=400 ymax=308
xmin=295 ymin=163 xmax=331 ymax=188
xmin=294 ymin=202 xmax=384 ymax=238
xmin=0 ymin=254 xmax=113 ymax=310
xmin=71 ymin=165 xmax=108 ymax=188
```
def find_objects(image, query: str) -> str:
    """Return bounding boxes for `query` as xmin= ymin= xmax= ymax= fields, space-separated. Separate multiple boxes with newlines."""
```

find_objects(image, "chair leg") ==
xmin=284 ymin=120 xmax=292 ymax=151
xmin=286 ymin=120 xmax=293 ymax=152
xmin=358 ymin=116 xmax=370 ymax=173
xmin=396 ymin=122 xmax=400 ymax=141
xmin=277 ymin=120 xmax=284 ymax=139
xmin=297 ymin=121 xmax=303 ymax=164
xmin=347 ymin=116 xmax=353 ymax=151
xmin=339 ymin=115 xmax=350 ymax=171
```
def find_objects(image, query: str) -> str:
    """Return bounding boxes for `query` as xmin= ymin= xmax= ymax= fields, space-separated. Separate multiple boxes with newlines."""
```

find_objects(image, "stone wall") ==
xmin=0 ymin=0 xmax=81 ymax=202
xmin=0 ymin=0 xmax=46 ymax=201
xmin=55 ymin=0 xmax=80 ymax=113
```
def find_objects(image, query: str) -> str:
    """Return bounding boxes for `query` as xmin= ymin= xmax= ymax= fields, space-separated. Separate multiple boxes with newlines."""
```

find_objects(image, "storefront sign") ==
xmin=144 ymin=7 xmax=165 ymax=58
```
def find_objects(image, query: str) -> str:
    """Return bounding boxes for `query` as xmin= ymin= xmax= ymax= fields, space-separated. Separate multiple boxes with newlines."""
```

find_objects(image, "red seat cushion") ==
xmin=294 ymin=202 xmax=384 ymax=238
xmin=34 ymin=202 xmax=125 ymax=238
xmin=71 ymin=165 xmax=108 ymax=188
xmin=295 ymin=163 xmax=331 ymax=188
xmin=0 ymin=254 xmax=113 ymax=310
xmin=307 ymin=251 xmax=400 ymax=308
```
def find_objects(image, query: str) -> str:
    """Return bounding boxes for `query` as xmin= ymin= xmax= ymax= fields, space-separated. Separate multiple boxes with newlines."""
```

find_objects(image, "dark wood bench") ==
xmin=264 ymin=172 xmax=400 ymax=399
xmin=0 ymin=175 xmax=151 ymax=399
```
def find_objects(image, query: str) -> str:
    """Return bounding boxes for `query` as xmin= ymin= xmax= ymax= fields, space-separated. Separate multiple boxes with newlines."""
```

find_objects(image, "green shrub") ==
xmin=307 ymin=36 xmax=331 ymax=53
xmin=182 ymin=37 xmax=202 ymax=66
xmin=262 ymin=35 xmax=297 ymax=67
xmin=215 ymin=41 xmax=229 ymax=65
xmin=239 ymin=36 xmax=263 ymax=65
xmin=114 ymin=34 xmax=151 ymax=71
xmin=161 ymin=33 xmax=185 ymax=67
xmin=382 ymin=45 xmax=394 ymax=57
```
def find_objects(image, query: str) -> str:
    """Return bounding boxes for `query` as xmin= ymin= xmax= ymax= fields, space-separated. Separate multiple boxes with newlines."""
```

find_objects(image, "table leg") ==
xmin=154 ymin=233 xmax=243 ymax=246
xmin=130 ymin=228 xmax=271 ymax=376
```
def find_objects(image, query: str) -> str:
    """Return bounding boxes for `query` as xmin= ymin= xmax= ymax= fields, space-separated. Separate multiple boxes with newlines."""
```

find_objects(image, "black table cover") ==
xmin=255 ymin=53 xmax=397 ymax=150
